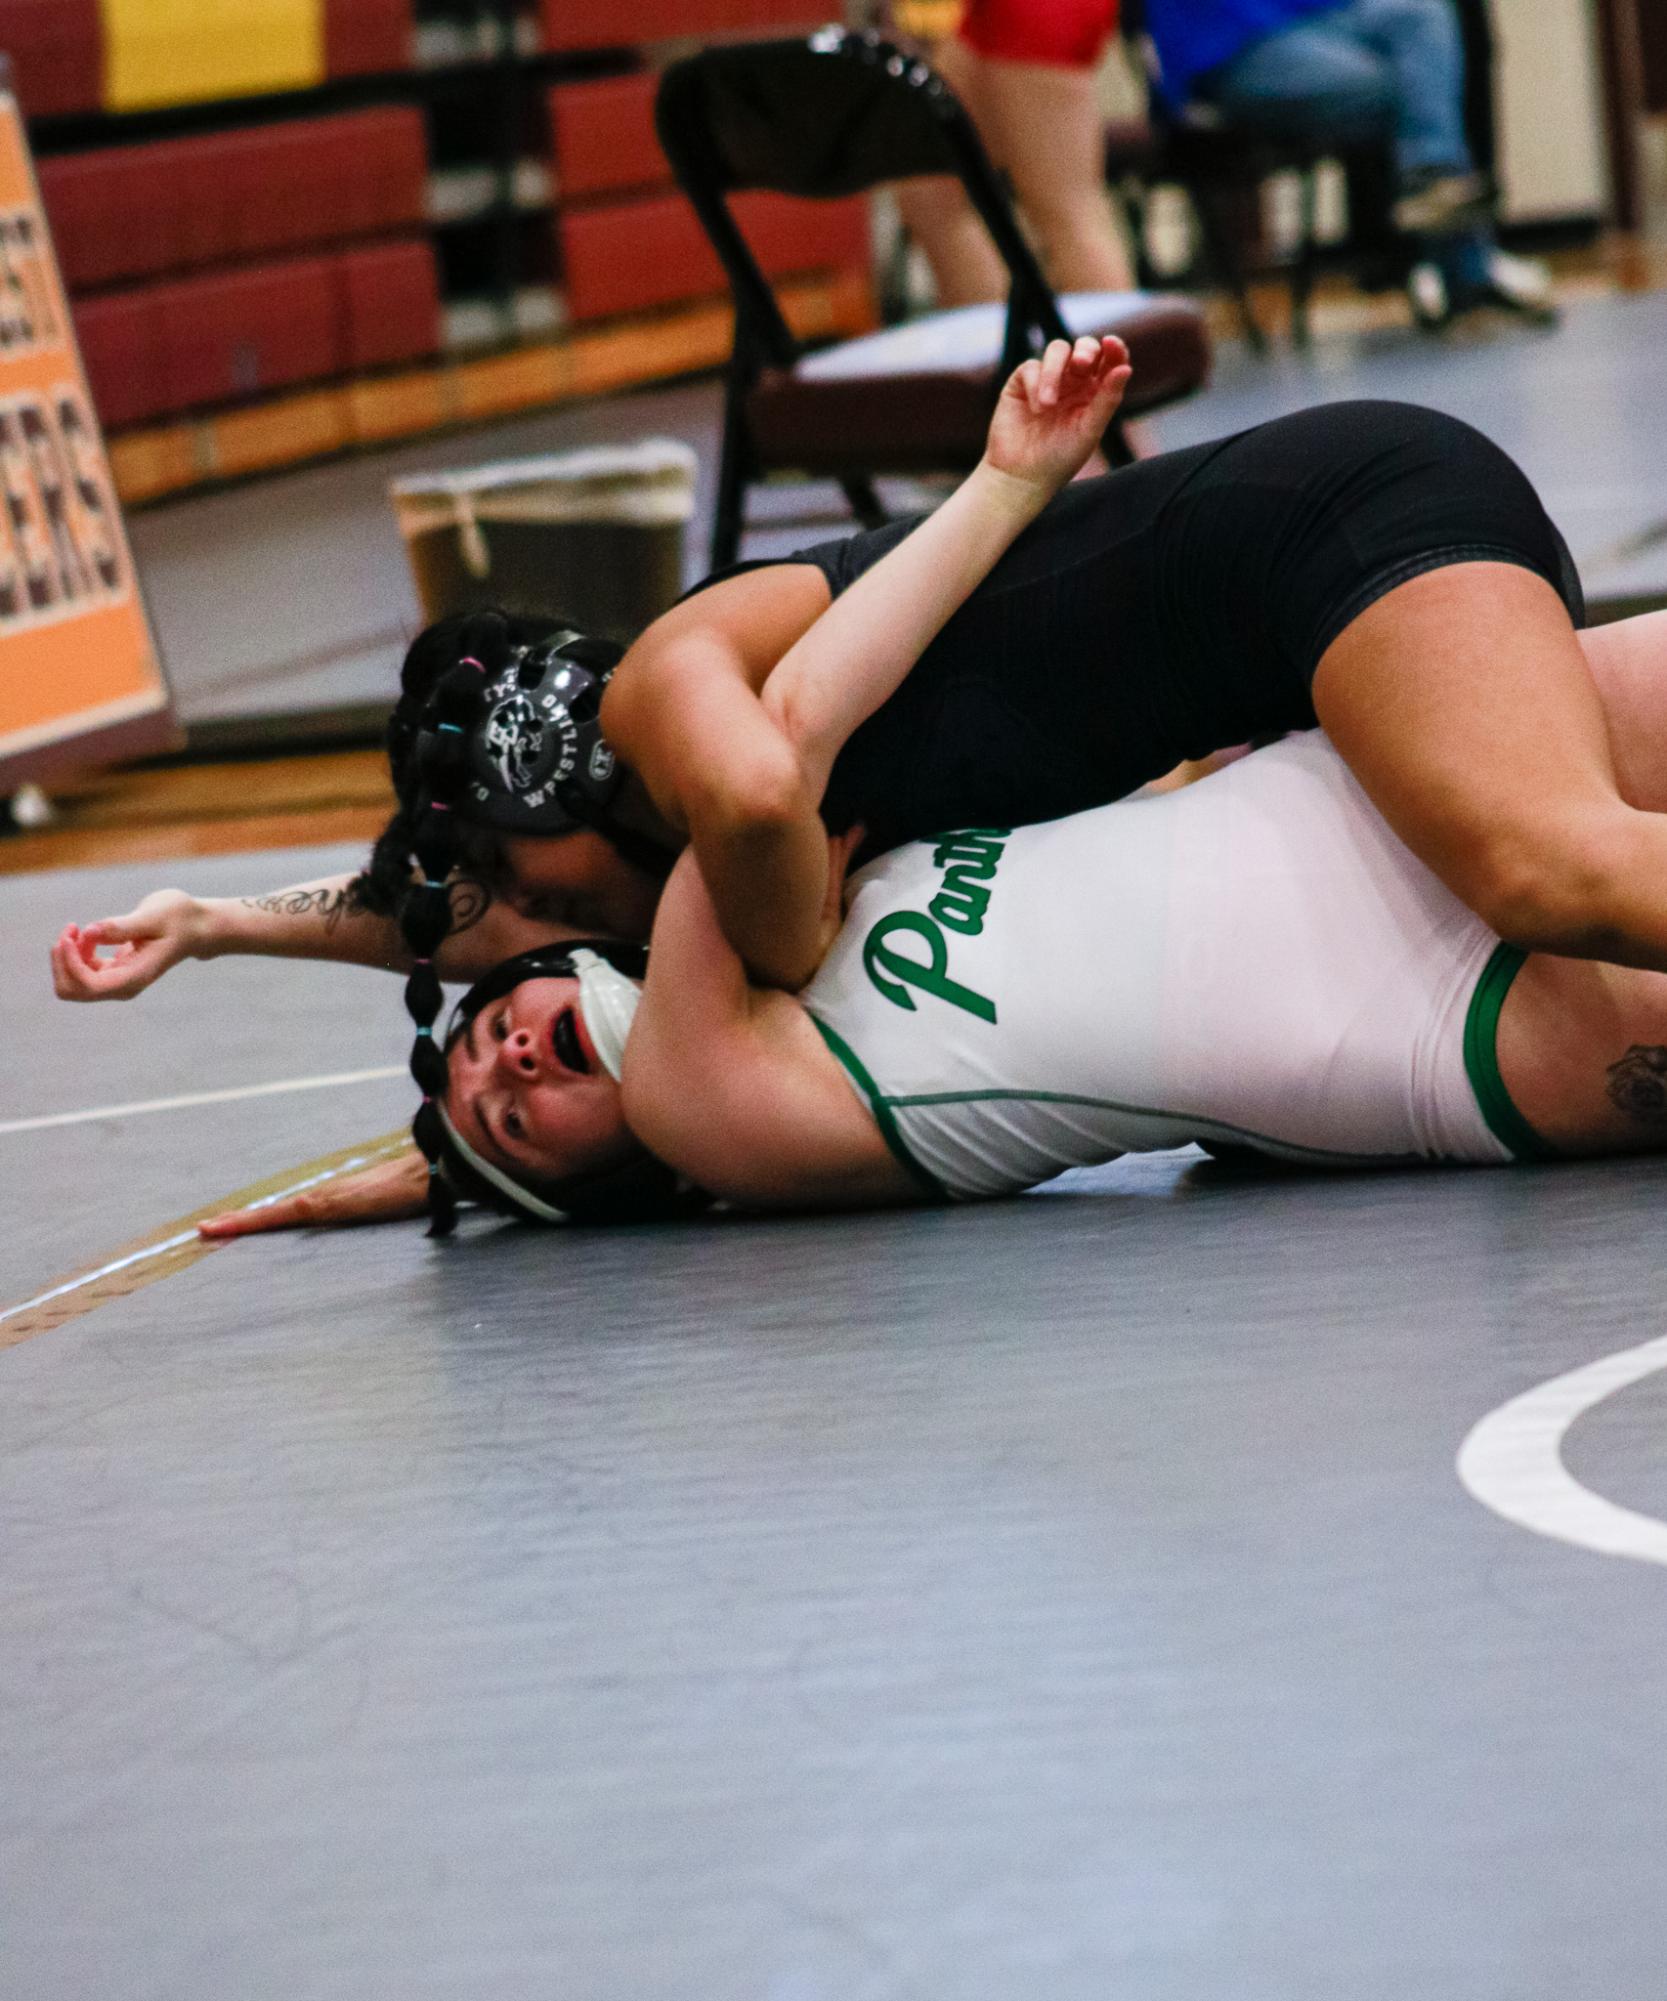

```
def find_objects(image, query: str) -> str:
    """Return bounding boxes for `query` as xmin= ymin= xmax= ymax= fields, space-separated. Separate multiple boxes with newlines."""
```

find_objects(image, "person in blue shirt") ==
xmin=1142 ymin=0 xmax=1556 ymax=328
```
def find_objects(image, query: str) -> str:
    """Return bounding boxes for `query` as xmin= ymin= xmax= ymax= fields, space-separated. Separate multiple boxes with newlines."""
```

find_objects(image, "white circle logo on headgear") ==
xmin=483 ymin=692 xmax=545 ymax=794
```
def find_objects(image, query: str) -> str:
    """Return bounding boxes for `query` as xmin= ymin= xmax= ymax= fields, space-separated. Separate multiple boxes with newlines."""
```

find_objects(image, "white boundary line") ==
xmin=0 ymin=1149 xmax=397 ymax=1327
xmin=1457 ymin=1333 xmax=1667 ymax=1567
xmin=0 ymin=1067 xmax=404 ymax=1136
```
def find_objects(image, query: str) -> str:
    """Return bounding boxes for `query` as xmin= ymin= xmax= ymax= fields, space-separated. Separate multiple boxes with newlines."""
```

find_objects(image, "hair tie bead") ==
xmin=423 ymin=878 xmax=448 ymax=890
xmin=429 ymin=801 xmax=451 ymax=813
xmin=438 ymin=721 xmax=463 ymax=734
xmin=416 ymin=1025 xmax=433 ymax=1037
xmin=460 ymin=656 xmax=486 ymax=672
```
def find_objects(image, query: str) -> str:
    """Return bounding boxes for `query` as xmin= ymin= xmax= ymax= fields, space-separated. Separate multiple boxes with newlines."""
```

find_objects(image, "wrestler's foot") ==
xmin=1407 ymin=249 xmax=1558 ymax=331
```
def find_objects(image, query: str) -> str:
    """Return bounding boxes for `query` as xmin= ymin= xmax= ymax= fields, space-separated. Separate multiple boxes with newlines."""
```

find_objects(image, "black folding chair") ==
xmin=655 ymin=28 xmax=1211 ymax=569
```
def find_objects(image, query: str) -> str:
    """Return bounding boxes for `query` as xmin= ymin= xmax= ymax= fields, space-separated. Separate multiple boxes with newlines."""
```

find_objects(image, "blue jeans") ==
xmin=1199 ymin=0 xmax=1490 ymax=283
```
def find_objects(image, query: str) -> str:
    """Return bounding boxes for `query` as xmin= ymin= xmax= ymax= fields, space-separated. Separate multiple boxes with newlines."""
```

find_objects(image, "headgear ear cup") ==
xmin=463 ymin=634 xmax=625 ymax=838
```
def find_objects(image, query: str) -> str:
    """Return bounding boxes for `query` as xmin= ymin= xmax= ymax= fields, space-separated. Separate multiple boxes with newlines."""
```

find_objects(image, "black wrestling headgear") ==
xmin=432 ymin=942 xmax=707 ymax=1227
xmin=434 ymin=630 xmax=626 ymax=839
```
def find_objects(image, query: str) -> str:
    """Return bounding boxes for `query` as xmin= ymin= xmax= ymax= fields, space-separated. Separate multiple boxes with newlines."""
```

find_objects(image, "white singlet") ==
xmin=801 ymin=732 xmax=1538 ymax=1201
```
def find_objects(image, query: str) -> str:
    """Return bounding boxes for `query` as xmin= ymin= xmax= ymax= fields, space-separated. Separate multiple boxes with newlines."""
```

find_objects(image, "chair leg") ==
xmin=1191 ymin=182 xmax=1267 ymax=353
xmin=839 ymin=476 xmax=890 ymax=533
xmin=1103 ymin=416 xmax=1137 ymax=468
xmin=1289 ymin=164 xmax=1318 ymax=349
xmin=709 ymin=386 xmax=752 ymax=573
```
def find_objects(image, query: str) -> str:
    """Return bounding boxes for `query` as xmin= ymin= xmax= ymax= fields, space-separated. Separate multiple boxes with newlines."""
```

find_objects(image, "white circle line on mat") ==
xmin=1457 ymin=1333 xmax=1667 ymax=1567
xmin=0 ymin=1067 xmax=404 ymax=1137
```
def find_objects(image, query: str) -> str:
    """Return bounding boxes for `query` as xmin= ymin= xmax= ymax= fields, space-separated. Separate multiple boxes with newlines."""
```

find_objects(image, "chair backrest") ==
xmin=655 ymin=29 xmax=1068 ymax=372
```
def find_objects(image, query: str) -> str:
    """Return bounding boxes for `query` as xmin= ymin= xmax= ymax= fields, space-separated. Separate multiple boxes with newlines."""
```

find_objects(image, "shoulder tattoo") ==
xmin=1605 ymin=1045 xmax=1667 ymax=1127
xmin=446 ymin=878 xmax=490 ymax=933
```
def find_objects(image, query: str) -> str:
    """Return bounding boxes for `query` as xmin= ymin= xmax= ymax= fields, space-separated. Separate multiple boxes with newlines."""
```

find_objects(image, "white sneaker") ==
xmin=1407 ymin=260 xmax=1451 ymax=330
xmin=1479 ymin=248 xmax=1558 ymax=322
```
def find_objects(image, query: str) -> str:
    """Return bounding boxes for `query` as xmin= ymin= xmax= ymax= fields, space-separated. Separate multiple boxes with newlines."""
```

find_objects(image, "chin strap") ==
xmin=436 ymin=1105 xmax=571 ymax=1223
xmin=572 ymin=948 xmax=641 ymax=1081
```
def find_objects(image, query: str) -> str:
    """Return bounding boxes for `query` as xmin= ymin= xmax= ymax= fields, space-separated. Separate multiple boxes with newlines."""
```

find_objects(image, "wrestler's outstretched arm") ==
xmin=50 ymin=872 xmax=573 ymax=1003
xmin=604 ymin=335 xmax=1131 ymax=992
xmin=197 ymin=1146 xmax=430 ymax=1238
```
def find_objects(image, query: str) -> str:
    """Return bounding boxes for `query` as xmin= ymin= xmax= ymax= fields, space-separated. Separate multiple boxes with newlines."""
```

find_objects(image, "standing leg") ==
xmin=1201 ymin=19 xmax=1396 ymax=151
xmin=891 ymin=37 xmax=1011 ymax=307
xmin=1341 ymin=0 xmax=1557 ymax=322
xmin=1344 ymin=0 xmax=1472 ymax=176
xmin=970 ymin=56 xmax=1137 ymax=294
xmin=1312 ymin=565 xmax=1667 ymax=971
xmin=1578 ymin=610 xmax=1667 ymax=813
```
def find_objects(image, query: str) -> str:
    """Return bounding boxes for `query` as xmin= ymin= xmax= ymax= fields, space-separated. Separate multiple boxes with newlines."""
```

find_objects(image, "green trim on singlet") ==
xmin=883 ymin=1088 xmax=1413 ymax=1165
xmin=1462 ymin=943 xmax=1560 ymax=1162
xmin=808 ymin=1016 xmax=953 ymax=1203
xmin=808 ymin=1014 xmax=1423 ymax=1177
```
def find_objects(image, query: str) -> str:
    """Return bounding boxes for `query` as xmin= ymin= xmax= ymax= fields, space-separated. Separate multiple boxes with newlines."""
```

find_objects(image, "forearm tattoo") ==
xmin=241 ymin=886 xmax=356 ymax=931
xmin=1605 ymin=1046 xmax=1667 ymax=1128
xmin=239 ymin=880 xmax=490 ymax=935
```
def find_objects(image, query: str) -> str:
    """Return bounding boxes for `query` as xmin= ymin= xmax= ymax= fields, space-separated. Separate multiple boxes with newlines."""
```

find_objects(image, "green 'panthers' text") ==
xmin=862 ymin=828 xmax=1009 ymax=1024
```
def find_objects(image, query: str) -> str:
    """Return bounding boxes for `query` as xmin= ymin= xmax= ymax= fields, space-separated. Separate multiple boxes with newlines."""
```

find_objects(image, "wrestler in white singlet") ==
xmin=800 ymin=731 xmax=1546 ymax=1201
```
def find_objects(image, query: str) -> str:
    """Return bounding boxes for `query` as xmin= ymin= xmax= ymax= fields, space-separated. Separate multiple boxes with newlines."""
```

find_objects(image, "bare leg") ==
xmin=1490 ymin=611 xmax=1667 ymax=1155
xmin=1577 ymin=609 xmax=1667 ymax=812
xmin=892 ymin=39 xmax=1010 ymax=306
xmin=1496 ymin=949 xmax=1667 ymax=1157
xmin=971 ymin=54 xmax=1136 ymax=293
xmin=894 ymin=39 xmax=1135 ymax=303
xmin=1311 ymin=565 xmax=1667 ymax=971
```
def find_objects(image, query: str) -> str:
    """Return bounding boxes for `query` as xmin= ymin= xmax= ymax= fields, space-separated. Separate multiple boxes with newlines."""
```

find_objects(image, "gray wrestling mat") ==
xmin=1152 ymin=288 xmax=1667 ymax=621
xmin=128 ymin=291 xmax=1667 ymax=739
xmin=9 ymin=850 xmax=1667 ymax=1998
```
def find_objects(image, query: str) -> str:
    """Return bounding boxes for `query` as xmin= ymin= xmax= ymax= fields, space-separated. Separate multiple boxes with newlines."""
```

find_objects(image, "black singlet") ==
xmin=686 ymin=399 xmax=1583 ymax=861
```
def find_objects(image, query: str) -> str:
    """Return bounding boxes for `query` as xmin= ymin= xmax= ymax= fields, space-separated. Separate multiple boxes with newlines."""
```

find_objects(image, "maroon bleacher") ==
xmin=39 ymin=109 xmax=428 ymax=291
xmin=559 ymin=188 xmax=868 ymax=322
xmin=0 ymin=0 xmax=101 ymax=118
xmin=548 ymin=74 xmax=667 ymax=199
xmin=324 ymin=0 xmax=413 ymax=77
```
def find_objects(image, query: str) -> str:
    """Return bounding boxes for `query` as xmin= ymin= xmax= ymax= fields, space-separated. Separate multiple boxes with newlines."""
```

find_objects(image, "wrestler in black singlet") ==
xmin=690 ymin=400 xmax=1584 ymax=862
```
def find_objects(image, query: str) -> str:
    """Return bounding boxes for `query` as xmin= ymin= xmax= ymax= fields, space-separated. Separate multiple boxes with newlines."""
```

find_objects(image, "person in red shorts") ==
xmin=892 ymin=0 xmax=1137 ymax=306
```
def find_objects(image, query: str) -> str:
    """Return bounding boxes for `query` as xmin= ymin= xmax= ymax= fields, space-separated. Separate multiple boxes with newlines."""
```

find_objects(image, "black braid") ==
xmin=394 ymin=610 xmax=522 ymax=1235
xmin=353 ymin=611 xmax=540 ymax=916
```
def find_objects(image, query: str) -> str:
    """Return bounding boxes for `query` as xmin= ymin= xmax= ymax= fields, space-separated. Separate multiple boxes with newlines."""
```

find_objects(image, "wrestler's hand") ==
xmin=983 ymin=335 xmax=1133 ymax=499
xmin=197 ymin=1147 xmax=430 ymax=1238
xmin=50 ymin=890 xmax=210 ymax=1002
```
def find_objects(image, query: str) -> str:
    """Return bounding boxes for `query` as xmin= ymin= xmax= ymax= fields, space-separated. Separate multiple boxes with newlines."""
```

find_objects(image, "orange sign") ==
xmin=0 ymin=67 xmax=174 ymax=790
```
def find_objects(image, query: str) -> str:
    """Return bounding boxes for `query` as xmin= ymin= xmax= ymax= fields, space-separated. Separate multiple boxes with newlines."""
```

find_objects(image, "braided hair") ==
xmin=355 ymin=610 xmax=538 ymax=920
xmin=394 ymin=611 xmax=526 ymax=1234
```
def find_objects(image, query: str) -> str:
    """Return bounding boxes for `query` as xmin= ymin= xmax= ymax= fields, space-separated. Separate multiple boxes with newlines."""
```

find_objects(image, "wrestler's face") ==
xmin=501 ymin=830 xmax=663 ymax=942
xmin=445 ymin=975 xmax=635 ymax=1184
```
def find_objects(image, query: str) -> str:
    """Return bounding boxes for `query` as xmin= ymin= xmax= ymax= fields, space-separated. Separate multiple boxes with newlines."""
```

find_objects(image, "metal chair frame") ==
xmin=656 ymin=28 xmax=1119 ymax=568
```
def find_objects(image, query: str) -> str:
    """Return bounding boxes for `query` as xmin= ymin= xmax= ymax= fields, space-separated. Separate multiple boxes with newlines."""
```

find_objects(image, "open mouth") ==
xmin=551 ymin=1005 xmax=591 ymax=1076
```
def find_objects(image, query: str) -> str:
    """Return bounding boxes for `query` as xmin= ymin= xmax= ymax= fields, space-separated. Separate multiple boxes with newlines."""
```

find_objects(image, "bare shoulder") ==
xmin=622 ymin=988 xmax=917 ymax=1211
